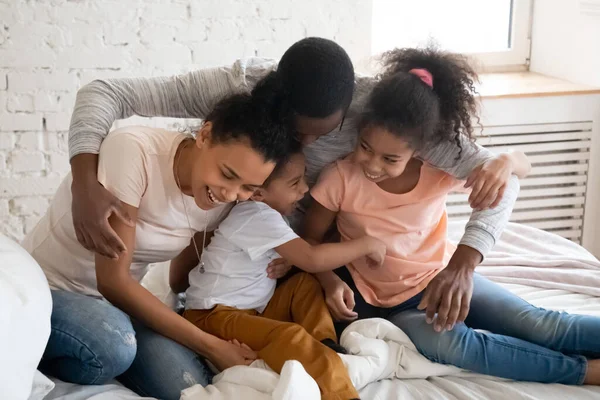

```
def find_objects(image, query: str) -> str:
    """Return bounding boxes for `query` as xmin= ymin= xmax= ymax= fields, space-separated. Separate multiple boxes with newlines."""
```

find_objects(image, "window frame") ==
xmin=471 ymin=0 xmax=533 ymax=71
xmin=369 ymin=0 xmax=533 ymax=72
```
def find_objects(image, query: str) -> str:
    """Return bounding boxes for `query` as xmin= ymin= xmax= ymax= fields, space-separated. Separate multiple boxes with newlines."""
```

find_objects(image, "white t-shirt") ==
xmin=22 ymin=126 xmax=231 ymax=298
xmin=186 ymin=201 xmax=298 ymax=313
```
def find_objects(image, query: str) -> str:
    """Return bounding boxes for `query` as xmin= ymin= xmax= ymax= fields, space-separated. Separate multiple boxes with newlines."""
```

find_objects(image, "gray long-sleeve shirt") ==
xmin=68 ymin=58 xmax=518 ymax=257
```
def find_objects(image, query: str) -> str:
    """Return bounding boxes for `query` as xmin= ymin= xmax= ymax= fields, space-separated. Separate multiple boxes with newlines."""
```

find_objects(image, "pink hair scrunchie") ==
xmin=408 ymin=68 xmax=433 ymax=88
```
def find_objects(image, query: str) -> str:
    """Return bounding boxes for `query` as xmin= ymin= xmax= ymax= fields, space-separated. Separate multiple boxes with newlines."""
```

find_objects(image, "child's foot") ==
xmin=584 ymin=359 xmax=600 ymax=385
xmin=321 ymin=338 xmax=348 ymax=354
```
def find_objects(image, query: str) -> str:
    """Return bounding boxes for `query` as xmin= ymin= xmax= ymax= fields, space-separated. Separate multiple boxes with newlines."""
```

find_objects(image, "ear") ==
xmin=250 ymin=187 xmax=266 ymax=202
xmin=196 ymin=122 xmax=213 ymax=149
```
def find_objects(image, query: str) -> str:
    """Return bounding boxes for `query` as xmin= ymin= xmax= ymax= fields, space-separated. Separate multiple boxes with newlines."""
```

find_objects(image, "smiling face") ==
xmin=182 ymin=123 xmax=277 ymax=210
xmin=251 ymin=152 xmax=309 ymax=216
xmin=352 ymin=124 xmax=416 ymax=183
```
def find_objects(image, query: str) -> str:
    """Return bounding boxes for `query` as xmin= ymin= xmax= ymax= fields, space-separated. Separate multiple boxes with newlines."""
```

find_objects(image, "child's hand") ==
xmin=322 ymin=274 xmax=358 ymax=321
xmin=267 ymin=258 xmax=292 ymax=279
xmin=363 ymin=237 xmax=386 ymax=268
xmin=464 ymin=154 xmax=512 ymax=211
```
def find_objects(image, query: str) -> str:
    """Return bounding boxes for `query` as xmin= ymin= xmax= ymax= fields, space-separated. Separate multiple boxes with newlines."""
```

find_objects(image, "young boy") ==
xmin=180 ymin=145 xmax=386 ymax=400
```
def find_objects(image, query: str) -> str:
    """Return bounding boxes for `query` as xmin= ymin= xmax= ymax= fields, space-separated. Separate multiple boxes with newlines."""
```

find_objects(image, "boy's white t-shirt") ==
xmin=186 ymin=201 xmax=299 ymax=313
xmin=22 ymin=126 xmax=231 ymax=298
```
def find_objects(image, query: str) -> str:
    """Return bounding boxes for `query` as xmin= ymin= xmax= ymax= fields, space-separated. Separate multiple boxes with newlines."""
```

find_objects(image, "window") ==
xmin=371 ymin=0 xmax=532 ymax=71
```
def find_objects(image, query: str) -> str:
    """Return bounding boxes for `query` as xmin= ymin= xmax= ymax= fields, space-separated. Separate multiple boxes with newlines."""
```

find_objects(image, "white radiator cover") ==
xmin=446 ymin=94 xmax=600 ymax=256
xmin=447 ymin=122 xmax=592 ymax=243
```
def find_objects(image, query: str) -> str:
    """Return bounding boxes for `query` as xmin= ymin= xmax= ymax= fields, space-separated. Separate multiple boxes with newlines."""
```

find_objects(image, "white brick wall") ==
xmin=0 ymin=0 xmax=372 ymax=241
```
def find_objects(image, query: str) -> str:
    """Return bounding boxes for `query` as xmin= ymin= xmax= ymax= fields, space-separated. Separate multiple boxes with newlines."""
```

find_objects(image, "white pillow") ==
xmin=0 ymin=234 xmax=52 ymax=400
xmin=28 ymin=371 xmax=55 ymax=400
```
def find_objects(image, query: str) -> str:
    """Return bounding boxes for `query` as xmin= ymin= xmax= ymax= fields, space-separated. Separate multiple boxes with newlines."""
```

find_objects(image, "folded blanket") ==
xmin=449 ymin=221 xmax=600 ymax=297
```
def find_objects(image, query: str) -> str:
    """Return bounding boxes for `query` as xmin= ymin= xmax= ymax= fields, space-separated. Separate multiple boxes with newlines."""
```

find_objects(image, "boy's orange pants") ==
xmin=184 ymin=272 xmax=359 ymax=400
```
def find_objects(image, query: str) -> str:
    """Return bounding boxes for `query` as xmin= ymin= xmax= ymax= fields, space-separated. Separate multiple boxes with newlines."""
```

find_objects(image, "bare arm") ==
xmin=95 ymin=205 xmax=224 ymax=360
xmin=95 ymin=205 xmax=258 ymax=372
xmin=303 ymin=199 xmax=360 ymax=321
xmin=169 ymin=231 xmax=214 ymax=294
xmin=301 ymin=200 xmax=345 ymax=282
xmin=275 ymin=235 xmax=384 ymax=273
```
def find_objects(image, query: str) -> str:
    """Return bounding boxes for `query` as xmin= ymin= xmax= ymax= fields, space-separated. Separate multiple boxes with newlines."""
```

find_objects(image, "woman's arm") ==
xmin=95 ymin=204 xmax=255 ymax=369
xmin=169 ymin=231 xmax=214 ymax=294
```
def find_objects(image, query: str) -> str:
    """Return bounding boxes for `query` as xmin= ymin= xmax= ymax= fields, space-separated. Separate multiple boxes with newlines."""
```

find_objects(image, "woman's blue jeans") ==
xmin=40 ymin=290 xmax=213 ymax=400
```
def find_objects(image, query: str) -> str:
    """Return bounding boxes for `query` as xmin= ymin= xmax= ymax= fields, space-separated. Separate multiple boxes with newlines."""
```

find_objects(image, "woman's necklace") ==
xmin=175 ymin=139 xmax=208 ymax=274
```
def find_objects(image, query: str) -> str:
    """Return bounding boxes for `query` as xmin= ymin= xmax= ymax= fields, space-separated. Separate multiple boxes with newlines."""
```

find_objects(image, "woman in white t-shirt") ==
xmin=22 ymin=94 xmax=295 ymax=399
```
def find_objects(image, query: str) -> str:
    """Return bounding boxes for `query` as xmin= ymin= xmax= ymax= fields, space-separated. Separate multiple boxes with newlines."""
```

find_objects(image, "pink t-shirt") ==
xmin=311 ymin=159 xmax=464 ymax=307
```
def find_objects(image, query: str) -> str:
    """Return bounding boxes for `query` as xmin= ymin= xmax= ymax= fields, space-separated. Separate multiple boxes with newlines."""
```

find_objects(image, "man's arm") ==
xmin=69 ymin=59 xmax=276 ymax=159
xmin=417 ymin=134 xmax=521 ymax=332
xmin=418 ymin=134 xmax=520 ymax=257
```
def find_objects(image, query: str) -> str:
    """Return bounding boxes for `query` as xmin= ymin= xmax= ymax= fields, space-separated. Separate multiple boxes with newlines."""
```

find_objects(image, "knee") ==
xmin=396 ymin=314 xmax=471 ymax=365
xmin=272 ymin=322 xmax=309 ymax=342
xmin=89 ymin=321 xmax=137 ymax=381
xmin=416 ymin=325 xmax=476 ymax=365
xmin=294 ymin=272 xmax=321 ymax=292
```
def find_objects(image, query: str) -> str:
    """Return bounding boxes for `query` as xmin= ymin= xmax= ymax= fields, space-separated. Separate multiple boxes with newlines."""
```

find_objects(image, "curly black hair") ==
xmin=205 ymin=93 xmax=297 ymax=165
xmin=252 ymin=37 xmax=355 ymax=119
xmin=359 ymin=46 xmax=479 ymax=154
xmin=262 ymin=136 xmax=304 ymax=188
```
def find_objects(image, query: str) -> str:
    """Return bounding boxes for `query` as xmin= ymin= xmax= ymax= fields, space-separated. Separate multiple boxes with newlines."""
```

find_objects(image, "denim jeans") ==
xmin=40 ymin=290 xmax=213 ymax=400
xmin=335 ymin=268 xmax=600 ymax=385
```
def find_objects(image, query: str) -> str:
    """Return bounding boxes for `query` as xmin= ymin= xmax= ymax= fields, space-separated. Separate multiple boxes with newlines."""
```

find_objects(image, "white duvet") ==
xmin=182 ymin=221 xmax=600 ymax=400
xmin=43 ymin=222 xmax=600 ymax=400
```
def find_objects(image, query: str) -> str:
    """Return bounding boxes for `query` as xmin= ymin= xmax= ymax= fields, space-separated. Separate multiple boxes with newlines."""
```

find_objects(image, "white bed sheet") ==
xmin=42 ymin=222 xmax=600 ymax=400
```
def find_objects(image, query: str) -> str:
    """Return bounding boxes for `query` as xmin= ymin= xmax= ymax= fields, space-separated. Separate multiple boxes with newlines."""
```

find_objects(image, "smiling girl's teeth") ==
xmin=207 ymin=187 xmax=221 ymax=204
xmin=365 ymin=171 xmax=382 ymax=180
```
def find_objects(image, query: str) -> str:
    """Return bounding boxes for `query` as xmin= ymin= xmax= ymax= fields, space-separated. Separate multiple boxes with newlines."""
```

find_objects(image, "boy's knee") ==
xmin=273 ymin=322 xmax=309 ymax=341
xmin=294 ymin=272 xmax=321 ymax=291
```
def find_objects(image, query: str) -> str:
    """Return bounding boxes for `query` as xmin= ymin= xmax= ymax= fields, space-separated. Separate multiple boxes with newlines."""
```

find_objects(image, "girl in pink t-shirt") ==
xmin=306 ymin=47 xmax=600 ymax=385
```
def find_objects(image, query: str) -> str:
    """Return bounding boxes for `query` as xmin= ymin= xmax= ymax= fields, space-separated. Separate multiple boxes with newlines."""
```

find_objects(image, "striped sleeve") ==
xmin=68 ymin=58 xmax=277 ymax=159
xmin=419 ymin=135 xmax=520 ymax=257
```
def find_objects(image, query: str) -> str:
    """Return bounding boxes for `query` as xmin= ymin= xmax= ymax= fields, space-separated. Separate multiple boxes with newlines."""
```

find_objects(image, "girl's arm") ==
xmin=303 ymin=199 xmax=360 ymax=321
xmin=169 ymin=231 xmax=214 ymax=294
xmin=95 ymin=204 xmax=255 ymax=370
xmin=302 ymin=198 xmax=339 ymax=245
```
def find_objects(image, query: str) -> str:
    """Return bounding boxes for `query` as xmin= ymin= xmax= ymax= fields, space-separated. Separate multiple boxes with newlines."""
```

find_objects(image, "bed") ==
xmin=37 ymin=221 xmax=600 ymax=400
